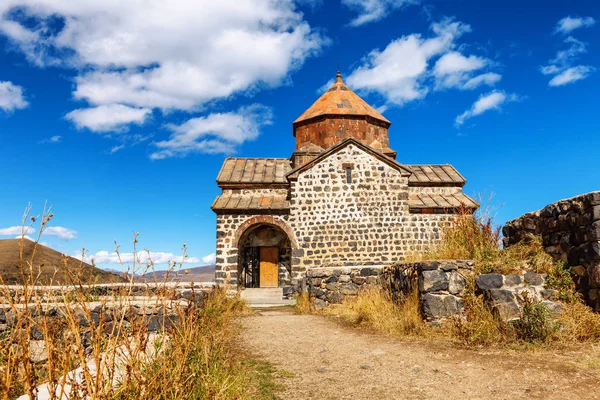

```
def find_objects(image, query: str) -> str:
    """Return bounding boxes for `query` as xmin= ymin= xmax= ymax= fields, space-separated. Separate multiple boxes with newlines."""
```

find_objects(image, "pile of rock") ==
xmin=503 ymin=191 xmax=600 ymax=311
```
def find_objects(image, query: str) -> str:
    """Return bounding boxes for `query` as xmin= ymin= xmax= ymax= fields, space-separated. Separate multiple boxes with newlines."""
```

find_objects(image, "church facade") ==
xmin=212 ymin=72 xmax=477 ymax=293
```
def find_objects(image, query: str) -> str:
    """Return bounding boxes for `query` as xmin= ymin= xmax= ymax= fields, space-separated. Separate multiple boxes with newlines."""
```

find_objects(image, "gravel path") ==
xmin=240 ymin=308 xmax=599 ymax=400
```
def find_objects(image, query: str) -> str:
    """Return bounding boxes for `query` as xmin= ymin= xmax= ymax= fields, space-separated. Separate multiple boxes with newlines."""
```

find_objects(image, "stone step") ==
xmin=245 ymin=298 xmax=296 ymax=308
xmin=240 ymin=288 xmax=284 ymax=300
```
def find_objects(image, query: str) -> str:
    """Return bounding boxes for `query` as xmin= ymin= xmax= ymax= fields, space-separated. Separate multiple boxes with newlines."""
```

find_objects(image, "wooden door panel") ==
xmin=259 ymin=247 xmax=279 ymax=288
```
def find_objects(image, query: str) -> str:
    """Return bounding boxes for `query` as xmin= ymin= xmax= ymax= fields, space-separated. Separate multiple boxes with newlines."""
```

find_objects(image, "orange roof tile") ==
xmin=293 ymin=72 xmax=390 ymax=126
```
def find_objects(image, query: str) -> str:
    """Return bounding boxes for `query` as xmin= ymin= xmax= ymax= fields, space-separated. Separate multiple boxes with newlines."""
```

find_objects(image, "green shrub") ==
xmin=513 ymin=293 xmax=556 ymax=343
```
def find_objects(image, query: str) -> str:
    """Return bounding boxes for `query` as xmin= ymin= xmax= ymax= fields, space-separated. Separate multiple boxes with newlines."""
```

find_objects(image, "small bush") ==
xmin=514 ymin=293 xmax=556 ymax=343
xmin=545 ymin=262 xmax=580 ymax=304
xmin=452 ymin=278 xmax=507 ymax=346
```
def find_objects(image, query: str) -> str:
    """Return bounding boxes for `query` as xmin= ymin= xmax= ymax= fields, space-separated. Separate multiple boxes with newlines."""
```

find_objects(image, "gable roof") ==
xmin=286 ymin=137 xmax=412 ymax=180
xmin=406 ymin=164 xmax=466 ymax=186
xmin=293 ymin=72 xmax=390 ymax=126
xmin=216 ymin=158 xmax=291 ymax=186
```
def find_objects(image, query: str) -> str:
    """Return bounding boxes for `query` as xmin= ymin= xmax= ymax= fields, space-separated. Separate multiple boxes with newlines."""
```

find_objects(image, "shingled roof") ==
xmin=409 ymin=193 xmax=478 ymax=210
xmin=293 ymin=72 xmax=390 ymax=126
xmin=216 ymin=158 xmax=291 ymax=187
xmin=405 ymin=165 xmax=466 ymax=186
xmin=211 ymin=194 xmax=289 ymax=213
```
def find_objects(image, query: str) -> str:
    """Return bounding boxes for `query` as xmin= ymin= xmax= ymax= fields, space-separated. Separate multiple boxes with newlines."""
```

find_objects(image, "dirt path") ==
xmin=240 ymin=309 xmax=600 ymax=400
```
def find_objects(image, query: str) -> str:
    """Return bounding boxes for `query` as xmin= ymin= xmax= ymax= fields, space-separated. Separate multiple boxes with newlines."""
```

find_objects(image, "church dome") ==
xmin=293 ymin=72 xmax=390 ymax=126
xmin=293 ymin=72 xmax=394 ymax=156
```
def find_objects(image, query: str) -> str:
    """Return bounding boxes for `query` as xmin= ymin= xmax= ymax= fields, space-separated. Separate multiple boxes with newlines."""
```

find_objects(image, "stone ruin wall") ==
xmin=305 ymin=261 xmax=562 ymax=323
xmin=503 ymin=191 xmax=600 ymax=311
xmin=289 ymin=143 xmax=455 ymax=271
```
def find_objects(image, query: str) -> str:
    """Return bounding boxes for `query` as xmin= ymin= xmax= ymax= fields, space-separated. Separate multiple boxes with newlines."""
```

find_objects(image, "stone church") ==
xmin=212 ymin=72 xmax=477 ymax=294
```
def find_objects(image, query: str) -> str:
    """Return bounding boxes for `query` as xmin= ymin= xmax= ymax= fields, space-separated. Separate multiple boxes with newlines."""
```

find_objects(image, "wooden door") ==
xmin=259 ymin=247 xmax=279 ymax=288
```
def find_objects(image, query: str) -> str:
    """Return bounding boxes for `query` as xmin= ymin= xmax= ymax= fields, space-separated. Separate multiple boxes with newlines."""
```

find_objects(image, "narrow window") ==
xmin=345 ymin=167 xmax=352 ymax=184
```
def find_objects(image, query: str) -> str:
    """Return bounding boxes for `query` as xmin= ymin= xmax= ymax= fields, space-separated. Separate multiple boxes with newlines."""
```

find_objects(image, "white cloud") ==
xmin=346 ymin=18 xmax=500 ymax=106
xmin=201 ymin=253 xmax=216 ymax=264
xmin=555 ymin=16 xmax=595 ymax=34
xmin=0 ymin=81 xmax=29 ymax=112
xmin=541 ymin=35 xmax=594 ymax=87
xmin=342 ymin=0 xmax=418 ymax=27
xmin=548 ymin=65 xmax=595 ymax=87
xmin=151 ymin=104 xmax=273 ymax=159
xmin=461 ymin=72 xmax=502 ymax=90
xmin=0 ymin=0 xmax=325 ymax=136
xmin=43 ymin=226 xmax=77 ymax=240
xmin=433 ymin=52 xmax=499 ymax=90
xmin=38 ymin=135 xmax=62 ymax=144
xmin=455 ymin=90 xmax=517 ymax=126
xmin=0 ymin=226 xmax=35 ymax=235
xmin=66 ymin=104 xmax=151 ymax=132
xmin=14 ymin=235 xmax=34 ymax=241
xmin=74 ymin=250 xmax=201 ymax=265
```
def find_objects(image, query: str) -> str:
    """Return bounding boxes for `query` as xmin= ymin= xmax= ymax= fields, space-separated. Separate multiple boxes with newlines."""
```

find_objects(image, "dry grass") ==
xmin=0 ymin=206 xmax=279 ymax=399
xmin=412 ymin=205 xmax=555 ymax=275
xmin=319 ymin=289 xmax=430 ymax=338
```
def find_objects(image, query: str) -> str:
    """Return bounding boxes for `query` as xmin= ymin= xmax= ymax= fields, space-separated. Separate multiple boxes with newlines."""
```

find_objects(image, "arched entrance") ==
xmin=237 ymin=223 xmax=292 ymax=288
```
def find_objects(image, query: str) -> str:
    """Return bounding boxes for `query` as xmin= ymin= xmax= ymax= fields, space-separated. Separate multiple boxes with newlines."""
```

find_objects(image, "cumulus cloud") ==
xmin=342 ymin=0 xmax=418 ymax=27
xmin=74 ymin=250 xmax=201 ymax=265
xmin=433 ymin=52 xmax=499 ymax=90
xmin=66 ymin=104 xmax=151 ymax=132
xmin=541 ymin=35 xmax=594 ymax=87
xmin=555 ymin=16 xmax=595 ymax=34
xmin=0 ymin=80 xmax=29 ymax=112
xmin=201 ymin=253 xmax=216 ymax=264
xmin=0 ymin=0 xmax=325 ymax=138
xmin=345 ymin=18 xmax=500 ymax=106
xmin=455 ymin=90 xmax=517 ymax=126
xmin=151 ymin=104 xmax=273 ymax=159
xmin=43 ymin=226 xmax=77 ymax=240
xmin=0 ymin=226 xmax=35 ymax=235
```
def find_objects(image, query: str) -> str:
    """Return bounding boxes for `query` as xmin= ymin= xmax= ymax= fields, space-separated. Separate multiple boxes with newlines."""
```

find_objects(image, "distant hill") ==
xmin=140 ymin=265 xmax=216 ymax=283
xmin=0 ymin=239 xmax=124 ymax=285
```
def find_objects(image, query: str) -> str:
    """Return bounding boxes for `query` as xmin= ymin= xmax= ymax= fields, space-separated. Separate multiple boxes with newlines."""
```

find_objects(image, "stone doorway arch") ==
xmin=237 ymin=222 xmax=293 ymax=289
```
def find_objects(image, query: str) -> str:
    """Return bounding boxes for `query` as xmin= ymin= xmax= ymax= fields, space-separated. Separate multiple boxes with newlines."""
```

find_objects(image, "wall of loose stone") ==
xmin=503 ymin=191 xmax=600 ymax=311
xmin=382 ymin=261 xmax=473 ymax=322
xmin=304 ymin=266 xmax=383 ymax=307
xmin=380 ymin=261 xmax=561 ymax=322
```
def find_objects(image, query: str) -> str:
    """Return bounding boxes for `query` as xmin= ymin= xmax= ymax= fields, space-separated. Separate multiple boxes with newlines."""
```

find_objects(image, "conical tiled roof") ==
xmin=293 ymin=72 xmax=391 ymax=126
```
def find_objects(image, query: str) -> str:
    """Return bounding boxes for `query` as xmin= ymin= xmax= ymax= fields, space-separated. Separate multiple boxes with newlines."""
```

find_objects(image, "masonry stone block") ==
xmin=476 ymin=274 xmax=503 ymax=290
xmin=419 ymin=270 xmax=448 ymax=292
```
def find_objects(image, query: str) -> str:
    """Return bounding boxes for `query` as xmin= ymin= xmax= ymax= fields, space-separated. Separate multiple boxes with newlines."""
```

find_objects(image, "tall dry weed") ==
xmin=0 ymin=206 xmax=277 ymax=399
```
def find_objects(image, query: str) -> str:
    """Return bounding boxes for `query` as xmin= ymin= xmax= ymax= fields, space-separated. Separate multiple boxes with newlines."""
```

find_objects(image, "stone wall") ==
xmin=304 ymin=266 xmax=383 ymax=308
xmin=382 ymin=261 xmax=473 ymax=322
xmin=503 ymin=191 xmax=600 ymax=311
xmin=289 ymin=143 xmax=455 ymax=272
xmin=380 ymin=261 xmax=561 ymax=322
xmin=0 ymin=295 xmax=203 ymax=363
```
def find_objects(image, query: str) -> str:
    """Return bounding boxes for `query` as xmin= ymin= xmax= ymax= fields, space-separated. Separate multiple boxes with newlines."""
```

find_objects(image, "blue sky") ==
xmin=0 ymin=0 xmax=598 ymax=270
